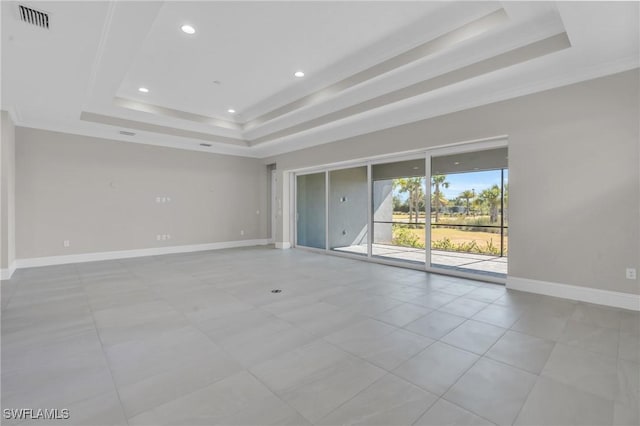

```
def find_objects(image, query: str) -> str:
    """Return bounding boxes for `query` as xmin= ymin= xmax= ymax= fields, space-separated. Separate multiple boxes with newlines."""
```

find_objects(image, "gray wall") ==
xmin=1 ymin=111 xmax=16 ymax=269
xmin=328 ymin=167 xmax=368 ymax=249
xmin=16 ymin=128 xmax=268 ymax=259
xmin=269 ymin=69 xmax=640 ymax=295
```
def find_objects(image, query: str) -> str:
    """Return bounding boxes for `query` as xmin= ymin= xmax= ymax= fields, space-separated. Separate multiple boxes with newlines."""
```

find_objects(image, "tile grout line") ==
xmin=397 ymin=299 xmax=549 ymax=425
xmin=82 ymin=258 xmax=239 ymax=422
xmin=4 ymin=248 xmax=635 ymax=425
xmin=120 ymin=267 xmax=264 ymax=422
xmin=507 ymin=303 xmax=579 ymax=425
xmin=411 ymin=396 xmax=498 ymax=426
xmin=234 ymin=301 xmax=438 ymax=425
xmin=77 ymin=266 xmax=131 ymax=426
xmin=6 ymin=265 xmax=131 ymax=421
xmin=183 ymin=281 xmax=321 ymax=424
xmin=244 ymin=369 xmax=316 ymax=425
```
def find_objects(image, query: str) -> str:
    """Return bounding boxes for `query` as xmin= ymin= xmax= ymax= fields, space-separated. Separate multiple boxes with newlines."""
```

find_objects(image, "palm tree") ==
xmin=393 ymin=178 xmax=424 ymax=223
xmin=502 ymin=182 xmax=508 ymax=224
xmin=431 ymin=175 xmax=449 ymax=222
xmin=411 ymin=180 xmax=425 ymax=223
xmin=480 ymin=185 xmax=501 ymax=223
xmin=472 ymin=197 xmax=484 ymax=216
xmin=431 ymin=192 xmax=448 ymax=220
xmin=459 ymin=189 xmax=475 ymax=216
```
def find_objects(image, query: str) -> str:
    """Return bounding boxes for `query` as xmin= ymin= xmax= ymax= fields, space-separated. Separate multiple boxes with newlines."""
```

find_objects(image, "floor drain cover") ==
xmin=271 ymin=289 xmax=282 ymax=293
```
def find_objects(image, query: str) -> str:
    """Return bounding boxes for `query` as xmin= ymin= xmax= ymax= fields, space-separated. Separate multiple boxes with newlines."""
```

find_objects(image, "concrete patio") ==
xmin=334 ymin=244 xmax=507 ymax=277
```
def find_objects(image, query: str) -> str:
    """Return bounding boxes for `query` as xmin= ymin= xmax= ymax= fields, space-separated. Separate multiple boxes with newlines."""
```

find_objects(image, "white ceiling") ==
xmin=119 ymin=1 xmax=443 ymax=120
xmin=1 ymin=1 xmax=638 ymax=158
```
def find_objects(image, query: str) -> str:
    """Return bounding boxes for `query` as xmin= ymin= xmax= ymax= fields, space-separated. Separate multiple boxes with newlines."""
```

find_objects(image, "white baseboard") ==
xmin=1 ymin=262 xmax=16 ymax=280
xmin=275 ymin=242 xmax=291 ymax=249
xmin=15 ymin=239 xmax=270 ymax=269
xmin=507 ymin=276 xmax=640 ymax=311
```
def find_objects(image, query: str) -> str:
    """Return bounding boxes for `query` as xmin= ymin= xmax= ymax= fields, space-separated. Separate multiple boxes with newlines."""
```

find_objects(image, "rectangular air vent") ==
xmin=18 ymin=5 xmax=49 ymax=29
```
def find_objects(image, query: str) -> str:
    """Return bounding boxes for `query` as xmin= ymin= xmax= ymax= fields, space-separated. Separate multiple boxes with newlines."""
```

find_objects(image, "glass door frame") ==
xmin=369 ymin=153 xmax=429 ymax=265
xmin=290 ymin=138 xmax=508 ymax=284
xmin=293 ymin=170 xmax=328 ymax=252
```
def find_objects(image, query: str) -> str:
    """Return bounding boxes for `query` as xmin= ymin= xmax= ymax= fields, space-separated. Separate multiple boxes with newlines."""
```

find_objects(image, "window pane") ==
xmin=430 ymin=148 xmax=508 ymax=277
xmin=372 ymin=159 xmax=426 ymax=264
xmin=328 ymin=167 xmax=368 ymax=255
xmin=296 ymin=172 xmax=326 ymax=249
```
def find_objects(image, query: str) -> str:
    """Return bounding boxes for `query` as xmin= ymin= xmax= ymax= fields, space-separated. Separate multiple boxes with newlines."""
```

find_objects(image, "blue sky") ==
xmin=440 ymin=169 xmax=507 ymax=199
xmin=393 ymin=170 xmax=508 ymax=201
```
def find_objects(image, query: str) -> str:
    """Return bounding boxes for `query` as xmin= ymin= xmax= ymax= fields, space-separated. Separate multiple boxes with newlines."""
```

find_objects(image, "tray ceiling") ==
xmin=2 ymin=1 xmax=638 ymax=158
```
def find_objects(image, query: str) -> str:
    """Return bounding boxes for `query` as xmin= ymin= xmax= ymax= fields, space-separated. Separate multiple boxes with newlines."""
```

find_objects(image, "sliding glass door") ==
xmin=371 ymin=159 xmax=426 ymax=264
xmin=293 ymin=142 xmax=508 ymax=280
xmin=296 ymin=172 xmax=326 ymax=249
xmin=328 ymin=166 xmax=368 ymax=256
xmin=429 ymin=148 xmax=508 ymax=277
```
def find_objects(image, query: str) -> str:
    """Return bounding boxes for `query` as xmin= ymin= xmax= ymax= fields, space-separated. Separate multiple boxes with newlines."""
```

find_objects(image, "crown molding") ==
xmin=244 ymin=8 xmax=508 ymax=131
xmin=114 ymin=97 xmax=242 ymax=131
xmin=251 ymin=61 xmax=639 ymax=158
xmin=83 ymin=0 xmax=117 ymax=109
xmin=11 ymin=60 xmax=638 ymax=160
xmin=80 ymin=111 xmax=248 ymax=147
xmin=247 ymin=32 xmax=571 ymax=146
xmin=16 ymin=120 xmax=259 ymax=158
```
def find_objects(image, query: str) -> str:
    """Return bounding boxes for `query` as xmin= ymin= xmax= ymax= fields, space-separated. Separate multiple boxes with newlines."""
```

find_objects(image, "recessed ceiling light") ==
xmin=454 ymin=161 xmax=460 ymax=165
xmin=294 ymin=71 xmax=305 ymax=78
xmin=181 ymin=24 xmax=195 ymax=34
xmin=227 ymin=109 xmax=236 ymax=114
xmin=138 ymin=87 xmax=149 ymax=93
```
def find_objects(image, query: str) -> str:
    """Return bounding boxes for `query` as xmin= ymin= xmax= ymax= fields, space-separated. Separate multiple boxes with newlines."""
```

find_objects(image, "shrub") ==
xmin=435 ymin=216 xmax=501 ymax=234
xmin=392 ymin=225 xmax=425 ymax=249
xmin=432 ymin=237 xmax=501 ymax=256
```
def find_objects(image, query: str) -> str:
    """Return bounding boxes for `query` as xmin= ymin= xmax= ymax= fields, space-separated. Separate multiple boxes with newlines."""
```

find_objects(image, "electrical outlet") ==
xmin=240 ymin=230 xmax=244 ymax=236
xmin=63 ymin=240 xmax=70 ymax=248
xmin=156 ymin=235 xmax=161 ymax=241
xmin=626 ymin=268 xmax=637 ymax=280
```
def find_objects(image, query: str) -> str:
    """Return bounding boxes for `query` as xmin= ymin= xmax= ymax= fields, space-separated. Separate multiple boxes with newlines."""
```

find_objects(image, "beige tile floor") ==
xmin=1 ymin=246 xmax=638 ymax=425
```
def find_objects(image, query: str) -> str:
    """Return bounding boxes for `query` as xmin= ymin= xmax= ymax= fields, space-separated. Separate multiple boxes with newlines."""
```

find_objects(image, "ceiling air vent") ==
xmin=119 ymin=131 xmax=136 ymax=136
xmin=200 ymin=143 xmax=212 ymax=147
xmin=18 ymin=5 xmax=49 ymax=29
